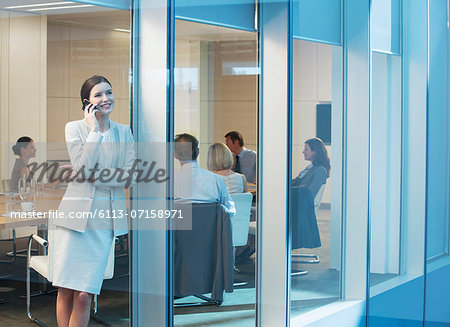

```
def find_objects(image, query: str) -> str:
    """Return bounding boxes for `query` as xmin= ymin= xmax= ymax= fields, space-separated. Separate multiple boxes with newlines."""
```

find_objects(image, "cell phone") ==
xmin=82 ymin=99 xmax=98 ymax=111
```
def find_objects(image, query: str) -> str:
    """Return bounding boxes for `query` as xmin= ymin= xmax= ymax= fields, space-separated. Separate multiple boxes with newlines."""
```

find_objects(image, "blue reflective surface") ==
xmin=372 ymin=0 xmax=401 ymax=54
xmin=426 ymin=0 xmax=449 ymax=261
xmin=175 ymin=0 xmax=256 ymax=31
xmin=293 ymin=0 xmax=341 ymax=45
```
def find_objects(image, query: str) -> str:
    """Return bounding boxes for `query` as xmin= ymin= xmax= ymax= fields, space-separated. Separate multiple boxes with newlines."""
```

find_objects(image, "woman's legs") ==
xmin=56 ymin=287 xmax=92 ymax=327
xmin=69 ymin=291 xmax=92 ymax=327
xmin=56 ymin=288 xmax=74 ymax=327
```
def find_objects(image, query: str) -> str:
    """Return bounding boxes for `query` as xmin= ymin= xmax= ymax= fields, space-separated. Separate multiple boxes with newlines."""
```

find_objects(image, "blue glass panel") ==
xmin=372 ymin=0 xmax=401 ymax=54
xmin=175 ymin=0 xmax=256 ymax=32
xmin=293 ymin=0 xmax=341 ymax=45
xmin=426 ymin=0 xmax=449 ymax=260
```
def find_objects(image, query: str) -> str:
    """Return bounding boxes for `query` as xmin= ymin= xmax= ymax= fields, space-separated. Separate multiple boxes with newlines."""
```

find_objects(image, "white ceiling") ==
xmin=1 ymin=0 xmax=115 ymax=15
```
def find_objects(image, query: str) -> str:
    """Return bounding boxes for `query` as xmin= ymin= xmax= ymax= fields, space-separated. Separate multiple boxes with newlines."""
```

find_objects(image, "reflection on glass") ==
xmin=425 ymin=1 xmax=450 ymax=322
xmin=290 ymin=39 xmax=342 ymax=317
xmin=426 ymin=0 xmax=450 ymax=265
xmin=368 ymin=2 xmax=428 ymax=324
xmin=0 ymin=3 xmax=131 ymax=325
xmin=369 ymin=52 xmax=402 ymax=289
xmin=173 ymin=20 xmax=258 ymax=327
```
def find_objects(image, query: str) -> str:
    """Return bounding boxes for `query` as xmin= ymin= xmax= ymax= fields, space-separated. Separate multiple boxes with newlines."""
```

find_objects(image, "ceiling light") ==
xmin=27 ymin=4 xmax=93 ymax=11
xmin=5 ymin=2 xmax=73 ymax=9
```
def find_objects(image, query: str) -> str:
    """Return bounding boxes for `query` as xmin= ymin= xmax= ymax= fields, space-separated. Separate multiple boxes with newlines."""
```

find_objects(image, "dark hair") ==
xmin=305 ymin=137 xmax=330 ymax=177
xmin=80 ymin=75 xmax=112 ymax=104
xmin=224 ymin=131 xmax=244 ymax=147
xmin=12 ymin=136 xmax=33 ymax=156
xmin=174 ymin=133 xmax=199 ymax=161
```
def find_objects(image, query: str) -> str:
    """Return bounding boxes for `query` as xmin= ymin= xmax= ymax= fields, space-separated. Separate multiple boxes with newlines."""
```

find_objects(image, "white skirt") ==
xmin=52 ymin=188 xmax=114 ymax=295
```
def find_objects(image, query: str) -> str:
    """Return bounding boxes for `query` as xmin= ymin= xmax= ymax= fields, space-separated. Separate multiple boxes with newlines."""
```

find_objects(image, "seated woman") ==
xmin=207 ymin=143 xmax=248 ymax=194
xmin=293 ymin=137 xmax=330 ymax=199
xmin=10 ymin=136 xmax=60 ymax=192
xmin=10 ymin=136 xmax=36 ymax=192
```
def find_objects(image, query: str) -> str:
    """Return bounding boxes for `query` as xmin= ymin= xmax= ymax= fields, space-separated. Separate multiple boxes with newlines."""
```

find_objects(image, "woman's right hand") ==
xmin=84 ymin=103 xmax=99 ymax=133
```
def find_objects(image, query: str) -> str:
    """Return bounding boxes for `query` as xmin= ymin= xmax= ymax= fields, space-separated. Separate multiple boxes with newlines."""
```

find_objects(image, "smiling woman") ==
xmin=2 ymin=0 xmax=447 ymax=326
xmin=52 ymin=74 xmax=135 ymax=327
xmin=10 ymin=136 xmax=36 ymax=191
xmin=0 ymin=2 xmax=132 ymax=325
xmin=80 ymin=75 xmax=115 ymax=116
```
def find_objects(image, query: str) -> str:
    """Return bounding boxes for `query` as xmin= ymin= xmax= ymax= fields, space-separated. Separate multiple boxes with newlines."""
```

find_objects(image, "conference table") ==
xmin=0 ymin=187 xmax=66 ymax=229
xmin=247 ymin=182 xmax=256 ymax=193
xmin=1 ymin=186 xmax=132 ymax=231
xmin=0 ymin=187 xmax=67 ymax=303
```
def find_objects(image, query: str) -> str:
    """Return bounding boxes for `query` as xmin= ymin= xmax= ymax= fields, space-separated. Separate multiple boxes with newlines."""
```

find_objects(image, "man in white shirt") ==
xmin=225 ymin=131 xmax=257 ymax=183
xmin=174 ymin=133 xmax=235 ymax=215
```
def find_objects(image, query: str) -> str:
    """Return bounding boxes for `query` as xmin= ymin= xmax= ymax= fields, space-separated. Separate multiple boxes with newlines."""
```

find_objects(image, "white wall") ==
xmin=174 ymin=38 xmax=201 ymax=168
xmin=174 ymin=35 xmax=258 ymax=170
xmin=46 ymin=19 xmax=130 ymax=161
xmin=293 ymin=39 xmax=334 ymax=204
xmin=0 ymin=12 xmax=47 ymax=187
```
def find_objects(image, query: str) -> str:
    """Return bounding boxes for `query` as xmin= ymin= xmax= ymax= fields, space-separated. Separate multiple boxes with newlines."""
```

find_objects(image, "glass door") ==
xmin=290 ymin=37 xmax=343 ymax=318
xmin=289 ymin=0 xmax=343 ymax=321
xmin=172 ymin=1 xmax=258 ymax=326
xmin=368 ymin=0 xmax=427 ymax=325
xmin=0 ymin=0 xmax=132 ymax=325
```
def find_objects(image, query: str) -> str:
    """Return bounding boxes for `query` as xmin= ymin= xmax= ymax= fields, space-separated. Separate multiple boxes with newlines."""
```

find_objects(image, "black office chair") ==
xmin=173 ymin=202 xmax=234 ymax=306
xmin=291 ymin=185 xmax=322 ymax=276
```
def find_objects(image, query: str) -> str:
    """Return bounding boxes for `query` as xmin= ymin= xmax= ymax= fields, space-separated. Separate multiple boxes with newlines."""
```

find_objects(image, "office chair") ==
xmin=230 ymin=193 xmax=253 ymax=286
xmin=26 ymin=229 xmax=117 ymax=327
xmin=174 ymin=202 xmax=233 ymax=307
xmin=291 ymin=184 xmax=325 ymax=265
xmin=248 ymin=184 xmax=325 ymax=277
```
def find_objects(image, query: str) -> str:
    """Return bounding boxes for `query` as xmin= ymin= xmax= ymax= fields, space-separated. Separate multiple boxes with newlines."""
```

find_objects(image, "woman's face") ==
xmin=89 ymin=82 xmax=114 ymax=116
xmin=22 ymin=142 xmax=36 ymax=158
xmin=303 ymin=143 xmax=314 ymax=162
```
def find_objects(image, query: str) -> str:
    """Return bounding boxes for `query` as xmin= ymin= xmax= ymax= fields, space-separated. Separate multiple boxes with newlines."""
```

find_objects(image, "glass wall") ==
xmin=289 ymin=39 xmax=343 ymax=318
xmin=425 ymin=0 xmax=450 ymax=325
xmin=2 ymin=0 xmax=450 ymax=326
xmin=369 ymin=51 xmax=402 ymax=287
xmin=0 ymin=1 xmax=131 ymax=325
xmin=426 ymin=0 xmax=450 ymax=264
xmin=172 ymin=0 xmax=258 ymax=323
xmin=368 ymin=5 xmax=403 ymax=296
xmin=368 ymin=0 xmax=428 ymax=325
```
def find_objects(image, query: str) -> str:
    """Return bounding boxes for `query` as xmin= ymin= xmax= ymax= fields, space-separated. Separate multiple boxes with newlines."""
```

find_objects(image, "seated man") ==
xmin=224 ymin=131 xmax=256 ymax=183
xmin=174 ymin=133 xmax=235 ymax=216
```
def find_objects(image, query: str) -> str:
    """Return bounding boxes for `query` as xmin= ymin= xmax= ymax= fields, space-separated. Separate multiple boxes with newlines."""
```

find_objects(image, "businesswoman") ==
xmin=52 ymin=75 xmax=135 ymax=327
xmin=207 ymin=142 xmax=248 ymax=194
xmin=292 ymin=137 xmax=330 ymax=198
xmin=11 ymin=137 xmax=61 ymax=191
xmin=10 ymin=136 xmax=36 ymax=191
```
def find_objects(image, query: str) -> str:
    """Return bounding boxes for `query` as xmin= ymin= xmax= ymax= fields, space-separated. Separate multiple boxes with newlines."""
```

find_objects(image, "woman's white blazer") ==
xmin=55 ymin=119 xmax=136 ymax=235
